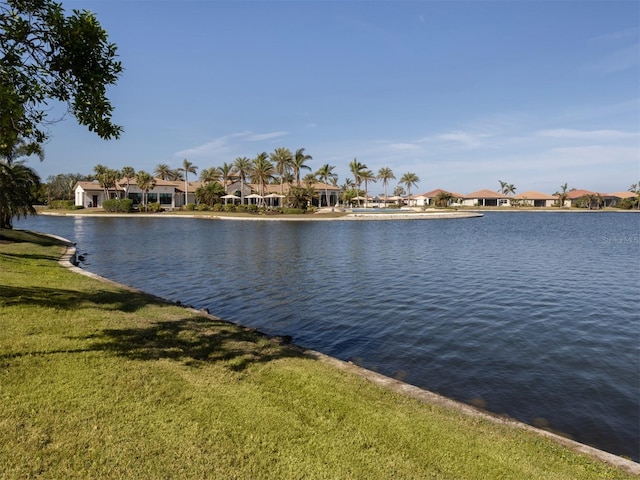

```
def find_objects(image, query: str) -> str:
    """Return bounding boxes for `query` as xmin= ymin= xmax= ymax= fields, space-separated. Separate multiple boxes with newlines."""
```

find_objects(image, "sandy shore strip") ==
xmin=39 ymin=210 xmax=484 ymax=221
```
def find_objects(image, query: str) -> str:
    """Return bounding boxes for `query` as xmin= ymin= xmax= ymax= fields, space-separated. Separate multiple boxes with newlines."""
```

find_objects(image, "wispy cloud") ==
xmin=558 ymin=98 xmax=639 ymax=122
xmin=174 ymin=132 xmax=245 ymax=158
xmin=417 ymin=130 xmax=493 ymax=149
xmin=246 ymin=131 xmax=288 ymax=141
xmin=387 ymin=143 xmax=421 ymax=151
xmin=537 ymin=128 xmax=638 ymax=140
xmin=589 ymin=43 xmax=640 ymax=74
xmin=174 ymin=131 xmax=289 ymax=158
xmin=591 ymin=27 xmax=638 ymax=44
xmin=546 ymin=145 xmax=638 ymax=166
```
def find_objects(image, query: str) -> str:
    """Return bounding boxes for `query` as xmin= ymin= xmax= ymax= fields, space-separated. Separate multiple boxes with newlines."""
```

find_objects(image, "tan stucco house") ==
xmin=512 ymin=191 xmax=557 ymax=207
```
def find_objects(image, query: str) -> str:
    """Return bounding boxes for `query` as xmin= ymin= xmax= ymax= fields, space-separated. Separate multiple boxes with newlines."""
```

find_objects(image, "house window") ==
xmin=148 ymin=193 xmax=158 ymax=203
xmin=159 ymin=193 xmax=172 ymax=205
xmin=128 ymin=193 xmax=142 ymax=204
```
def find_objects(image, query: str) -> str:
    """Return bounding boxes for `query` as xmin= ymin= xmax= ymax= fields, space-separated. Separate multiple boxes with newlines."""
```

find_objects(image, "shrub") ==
xmin=49 ymin=200 xmax=75 ymax=210
xmin=147 ymin=202 xmax=162 ymax=213
xmin=197 ymin=204 xmax=210 ymax=211
xmin=211 ymin=203 xmax=223 ymax=212
xmin=246 ymin=204 xmax=258 ymax=213
xmin=102 ymin=199 xmax=133 ymax=213
xmin=617 ymin=198 xmax=639 ymax=210
xmin=185 ymin=203 xmax=196 ymax=211
xmin=223 ymin=204 xmax=236 ymax=212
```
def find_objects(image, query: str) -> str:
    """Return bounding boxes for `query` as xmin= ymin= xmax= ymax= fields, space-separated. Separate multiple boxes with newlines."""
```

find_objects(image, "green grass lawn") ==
xmin=0 ymin=229 xmax=636 ymax=479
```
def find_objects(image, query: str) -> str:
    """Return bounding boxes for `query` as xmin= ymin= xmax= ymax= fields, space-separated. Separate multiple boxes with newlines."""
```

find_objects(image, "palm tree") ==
xmin=498 ymin=180 xmax=516 ymax=197
xmin=154 ymin=163 xmax=172 ymax=180
xmin=629 ymin=181 xmax=640 ymax=210
xmin=233 ymin=157 xmax=253 ymax=205
xmin=93 ymin=164 xmax=120 ymax=200
xmin=0 ymin=160 xmax=41 ymax=229
xmin=360 ymin=169 xmax=376 ymax=208
xmin=281 ymin=171 xmax=295 ymax=186
xmin=195 ymin=182 xmax=226 ymax=206
xmin=178 ymin=159 xmax=198 ymax=207
xmin=286 ymin=185 xmax=316 ymax=210
xmin=581 ymin=193 xmax=603 ymax=210
xmin=292 ymin=148 xmax=312 ymax=186
xmin=377 ymin=167 xmax=395 ymax=207
xmin=121 ymin=166 xmax=135 ymax=198
xmin=349 ymin=159 xmax=366 ymax=205
xmin=219 ymin=162 xmax=236 ymax=192
xmin=303 ymin=172 xmax=317 ymax=183
xmin=554 ymin=183 xmax=569 ymax=208
xmin=270 ymin=147 xmax=293 ymax=194
xmin=316 ymin=163 xmax=337 ymax=207
xmin=251 ymin=152 xmax=275 ymax=201
xmin=136 ymin=171 xmax=156 ymax=212
xmin=199 ymin=166 xmax=221 ymax=184
xmin=399 ymin=172 xmax=420 ymax=207
xmin=340 ymin=178 xmax=355 ymax=205
xmin=0 ymin=139 xmax=43 ymax=229
xmin=433 ymin=190 xmax=454 ymax=207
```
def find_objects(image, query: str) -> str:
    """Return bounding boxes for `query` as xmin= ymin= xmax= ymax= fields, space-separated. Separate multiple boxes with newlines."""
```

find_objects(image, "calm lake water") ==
xmin=16 ymin=212 xmax=640 ymax=460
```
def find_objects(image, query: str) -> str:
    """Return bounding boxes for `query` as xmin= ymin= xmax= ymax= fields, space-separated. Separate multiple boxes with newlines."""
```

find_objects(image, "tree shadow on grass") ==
xmin=87 ymin=317 xmax=304 ymax=371
xmin=0 ymin=284 xmax=155 ymax=313
xmin=0 ymin=229 xmax=63 ymax=247
xmin=0 ymin=251 xmax=63 ymax=262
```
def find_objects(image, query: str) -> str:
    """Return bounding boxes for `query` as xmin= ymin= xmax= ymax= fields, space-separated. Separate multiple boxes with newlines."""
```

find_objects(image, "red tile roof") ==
xmin=513 ymin=190 xmax=556 ymax=200
xmin=415 ymin=188 xmax=465 ymax=198
xmin=464 ymin=189 xmax=510 ymax=199
xmin=566 ymin=189 xmax=597 ymax=199
xmin=603 ymin=191 xmax=635 ymax=199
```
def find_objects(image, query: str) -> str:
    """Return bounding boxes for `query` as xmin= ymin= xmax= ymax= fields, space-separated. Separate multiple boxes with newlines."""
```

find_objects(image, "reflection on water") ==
xmin=16 ymin=212 xmax=640 ymax=460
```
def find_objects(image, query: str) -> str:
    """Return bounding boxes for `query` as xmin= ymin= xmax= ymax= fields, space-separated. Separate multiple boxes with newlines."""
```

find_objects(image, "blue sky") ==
xmin=36 ymin=0 xmax=639 ymax=195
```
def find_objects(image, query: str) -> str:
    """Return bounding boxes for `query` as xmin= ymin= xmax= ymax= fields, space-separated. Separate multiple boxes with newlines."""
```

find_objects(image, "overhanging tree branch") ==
xmin=0 ymin=0 xmax=123 ymax=158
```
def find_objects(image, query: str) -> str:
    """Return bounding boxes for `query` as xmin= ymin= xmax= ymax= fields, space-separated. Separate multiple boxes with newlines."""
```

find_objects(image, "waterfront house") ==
xmin=411 ymin=189 xmax=465 ymax=207
xmin=601 ymin=191 xmax=636 ymax=208
xmin=512 ymin=191 xmax=557 ymax=207
xmin=564 ymin=189 xmax=599 ymax=208
xmin=74 ymin=181 xmax=107 ymax=208
xmin=462 ymin=189 xmax=511 ymax=207
xmin=125 ymin=179 xmax=201 ymax=209
xmin=74 ymin=178 xmax=200 ymax=209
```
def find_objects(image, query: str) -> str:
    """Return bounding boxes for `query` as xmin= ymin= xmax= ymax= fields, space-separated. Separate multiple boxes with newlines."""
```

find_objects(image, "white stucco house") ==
xmin=412 ymin=189 xmax=465 ymax=207
xmin=74 ymin=178 xmax=200 ymax=209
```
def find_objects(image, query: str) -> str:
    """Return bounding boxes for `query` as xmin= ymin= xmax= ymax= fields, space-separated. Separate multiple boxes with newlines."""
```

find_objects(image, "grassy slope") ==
xmin=0 ymin=229 xmax=635 ymax=479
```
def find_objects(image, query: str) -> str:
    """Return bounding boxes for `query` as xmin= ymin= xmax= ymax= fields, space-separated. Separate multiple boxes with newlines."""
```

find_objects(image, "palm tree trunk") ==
xmin=364 ymin=180 xmax=368 ymax=208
